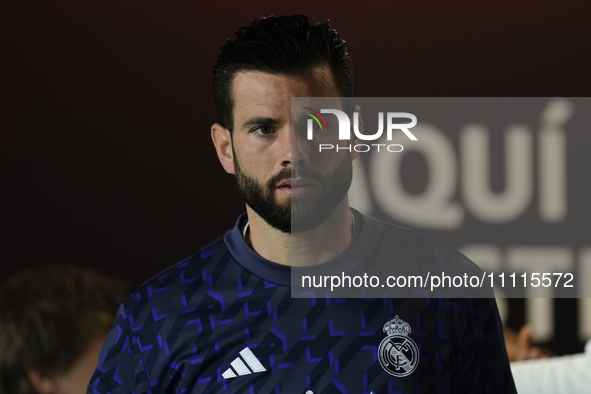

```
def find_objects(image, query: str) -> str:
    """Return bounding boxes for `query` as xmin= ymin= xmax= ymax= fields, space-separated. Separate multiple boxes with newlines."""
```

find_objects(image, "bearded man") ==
xmin=88 ymin=15 xmax=516 ymax=393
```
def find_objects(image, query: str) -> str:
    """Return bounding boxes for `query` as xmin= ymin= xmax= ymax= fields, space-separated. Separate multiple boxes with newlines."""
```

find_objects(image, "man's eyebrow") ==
xmin=240 ymin=117 xmax=280 ymax=130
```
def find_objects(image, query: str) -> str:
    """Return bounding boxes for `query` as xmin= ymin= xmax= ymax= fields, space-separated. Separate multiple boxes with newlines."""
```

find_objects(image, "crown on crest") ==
xmin=383 ymin=315 xmax=412 ymax=336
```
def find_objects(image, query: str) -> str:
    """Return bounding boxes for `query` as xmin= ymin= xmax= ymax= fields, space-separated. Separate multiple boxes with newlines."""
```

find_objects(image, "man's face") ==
xmin=228 ymin=65 xmax=354 ymax=233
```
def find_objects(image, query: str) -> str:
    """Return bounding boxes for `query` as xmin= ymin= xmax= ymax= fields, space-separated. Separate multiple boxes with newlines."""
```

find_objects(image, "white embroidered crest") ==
xmin=378 ymin=315 xmax=420 ymax=377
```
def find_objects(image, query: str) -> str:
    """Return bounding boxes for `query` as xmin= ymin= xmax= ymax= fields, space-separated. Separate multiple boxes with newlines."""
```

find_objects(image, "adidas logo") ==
xmin=222 ymin=348 xmax=267 ymax=379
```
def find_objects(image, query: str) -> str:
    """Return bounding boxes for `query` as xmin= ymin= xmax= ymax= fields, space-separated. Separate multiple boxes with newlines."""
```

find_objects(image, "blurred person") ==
xmin=504 ymin=324 xmax=552 ymax=362
xmin=511 ymin=339 xmax=591 ymax=393
xmin=0 ymin=266 xmax=130 ymax=394
xmin=504 ymin=324 xmax=590 ymax=393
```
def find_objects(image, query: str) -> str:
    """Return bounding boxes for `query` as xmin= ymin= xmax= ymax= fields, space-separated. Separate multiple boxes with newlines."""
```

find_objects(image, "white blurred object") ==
xmin=511 ymin=339 xmax=591 ymax=393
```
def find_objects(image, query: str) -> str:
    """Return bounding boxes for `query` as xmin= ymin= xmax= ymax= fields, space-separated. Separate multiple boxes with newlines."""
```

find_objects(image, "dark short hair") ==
xmin=213 ymin=15 xmax=353 ymax=132
xmin=0 ymin=267 xmax=131 ymax=394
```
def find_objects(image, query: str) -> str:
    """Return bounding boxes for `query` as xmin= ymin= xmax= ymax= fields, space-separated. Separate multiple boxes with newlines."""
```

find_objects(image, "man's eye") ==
xmin=253 ymin=125 xmax=275 ymax=137
xmin=298 ymin=120 xmax=323 ymax=136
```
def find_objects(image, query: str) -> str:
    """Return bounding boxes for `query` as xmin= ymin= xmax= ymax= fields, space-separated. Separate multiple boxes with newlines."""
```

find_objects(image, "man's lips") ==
xmin=277 ymin=178 xmax=317 ymax=195
xmin=276 ymin=177 xmax=317 ymax=187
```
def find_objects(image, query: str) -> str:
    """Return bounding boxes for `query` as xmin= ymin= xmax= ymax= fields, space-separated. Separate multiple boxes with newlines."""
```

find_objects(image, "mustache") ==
xmin=267 ymin=167 xmax=324 ymax=189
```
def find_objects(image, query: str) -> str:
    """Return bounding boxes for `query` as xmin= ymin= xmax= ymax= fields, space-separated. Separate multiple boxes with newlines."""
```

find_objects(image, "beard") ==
xmin=233 ymin=148 xmax=353 ymax=234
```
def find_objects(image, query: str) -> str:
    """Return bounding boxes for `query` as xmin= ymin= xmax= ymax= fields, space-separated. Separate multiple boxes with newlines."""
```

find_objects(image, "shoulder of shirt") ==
xmin=120 ymin=235 xmax=228 ymax=309
xmin=372 ymin=216 xmax=484 ymax=274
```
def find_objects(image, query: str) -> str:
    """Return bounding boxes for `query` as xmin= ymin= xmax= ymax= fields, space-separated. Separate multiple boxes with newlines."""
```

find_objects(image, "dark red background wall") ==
xmin=2 ymin=0 xmax=590 ymax=353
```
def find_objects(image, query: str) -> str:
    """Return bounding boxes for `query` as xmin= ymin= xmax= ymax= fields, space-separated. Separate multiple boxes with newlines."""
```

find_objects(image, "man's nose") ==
xmin=281 ymin=125 xmax=311 ymax=167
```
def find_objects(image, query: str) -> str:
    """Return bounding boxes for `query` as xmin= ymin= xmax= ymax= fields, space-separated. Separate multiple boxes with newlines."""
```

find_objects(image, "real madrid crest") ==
xmin=378 ymin=315 xmax=419 ymax=377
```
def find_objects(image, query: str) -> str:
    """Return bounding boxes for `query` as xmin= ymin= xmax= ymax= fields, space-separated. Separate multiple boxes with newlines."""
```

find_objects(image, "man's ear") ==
xmin=211 ymin=123 xmax=235 ymax=175
xmin=27 ymin=369 xmax=58 ymax=394
xmin=351 ymin=105 xmax=363 ymax=160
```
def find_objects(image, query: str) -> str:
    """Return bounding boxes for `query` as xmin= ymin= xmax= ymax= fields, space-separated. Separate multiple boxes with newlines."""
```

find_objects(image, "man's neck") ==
xmin=245 ymin=198 xmax=354 ymax=266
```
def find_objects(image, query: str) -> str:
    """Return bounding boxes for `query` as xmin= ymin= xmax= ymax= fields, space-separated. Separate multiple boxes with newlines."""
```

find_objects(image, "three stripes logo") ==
xmin=222 ymin=348 xmax=267 ymax=379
